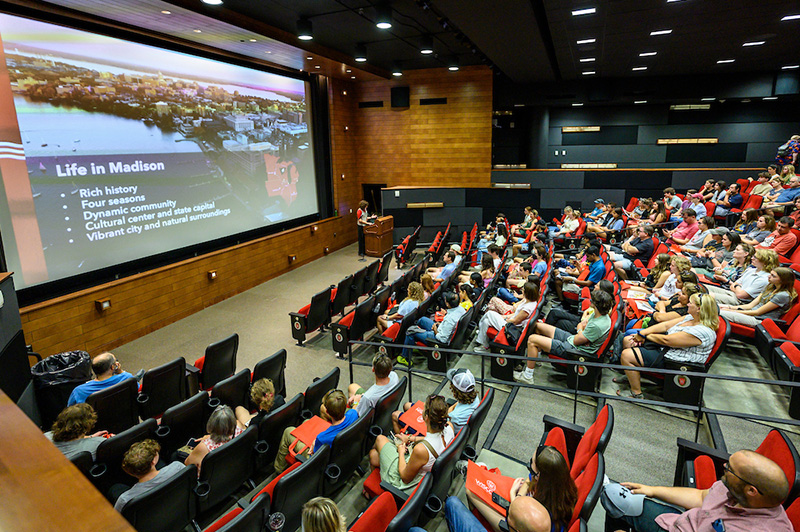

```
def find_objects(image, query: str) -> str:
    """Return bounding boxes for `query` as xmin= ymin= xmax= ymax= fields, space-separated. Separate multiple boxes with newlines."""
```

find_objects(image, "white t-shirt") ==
xmin=512 ymin=300 xmax=538 ymax=325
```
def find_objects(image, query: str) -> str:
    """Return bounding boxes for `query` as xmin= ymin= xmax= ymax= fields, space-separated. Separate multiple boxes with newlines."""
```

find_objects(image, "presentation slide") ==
xmin=0 ymin=14 xmax=320 ymax=290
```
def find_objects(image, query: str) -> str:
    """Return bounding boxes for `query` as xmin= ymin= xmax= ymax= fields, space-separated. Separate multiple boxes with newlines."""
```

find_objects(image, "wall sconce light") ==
xmin=288 ymin=255 xmax=297 ymax=264
xmin=95 ymin=298 xmax=111 ymax=312
xmin=341 ymin=173 xmax=345 ymax=180
xmin=310 ymin=225 xmax=318 ymax=235
xmin=324 ymin=247 xmax=330 ymax=254
xmin=208 ymin=270 xmax=217 ymax=280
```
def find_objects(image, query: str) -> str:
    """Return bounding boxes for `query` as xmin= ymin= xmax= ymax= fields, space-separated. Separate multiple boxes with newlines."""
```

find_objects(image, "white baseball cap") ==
xmin=446 ymin=368 xmax=476 ymax=393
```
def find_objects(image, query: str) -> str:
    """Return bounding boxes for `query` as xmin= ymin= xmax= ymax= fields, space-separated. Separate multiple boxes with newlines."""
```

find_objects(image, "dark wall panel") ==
xmin=492 ymin=171 xmax=585 ymax=189
xmin=747 ymin=143 xmax=781 ymax=163
xmin=547 ymin=145 xmax=667 ymax=165
xmin=637 ymin=122 xmax=796 ymax=145
xmin=382 ymin=188 xmax=465 ymax=209
xmin=584 ymin=171 xmax=673 ymax=190
xmin=550 ymin=107 xmax=668 ymax=127
xmin=561 ymin=126 xmax=639 ymax=145
xmin=423 ymin=207 xmax=483 ymax=227
xmin=384 ymin=208 xmax=423 ymax=228
xmin=671 ymin=170 xmax=752 ymax=190
xmin=667 ymin=104 xmax=800 ymax=125
xmin=665 ymin=143 xmax=748 ymax=163
xmin=541 ymin=189 xmax=626 ymax=210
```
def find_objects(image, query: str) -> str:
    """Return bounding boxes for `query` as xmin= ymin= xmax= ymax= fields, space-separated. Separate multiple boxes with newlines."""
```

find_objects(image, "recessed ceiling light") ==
xmin=579 ymin=58 xmax=595 ymax=62
xmin=576 ymin=38 xmax=596 ymax=45
xmin=632 ymin=66 xmax=647 ymax=71
xmin=572 ymin=7 xmax=596 ymax=16
xmin=351 ymin=76 xmax=356 ymax=79
xmin=315 ymin=65 xmax=320 ymax=69
xmin=297 ymin=18 xmax=313 ymax=40
xmin=193 ymin=29 xmax=202 ymax=33
xmin=701 ymin=97 xmax=715 ymax=101
xmin=265 ymin=51 xmax=272 ymax=54
xmin=717 ymin=59 xmax=735 ymax=64
xmin=346 ymin=69 xmax=352 ymax=73
xmin=781 ymin=14 xmax=800 ymax=21
xmin=666 ymin=0 xmax=685 ymax=3
xmin=783 ymin=65 xmax=800 ymax=70
xmin=743 ymin=41 xmax=765 ymax=46
xmin=634 ymin=100 xmax=647 ymax=104
xmin=202 ymin=0 xmax=223 ymax=4
xmin=307 ymin=56 xmax=313 ymax=60
xmin=639 ymin=52 xmax=657 ymax=57
xmin=650 ymin=29 xmax=673 ymax=36
xmin=375 ymin=5 xmax=393 ymax=29
xmin=582 ymin=71 xmax=596 ymax=75
xmin=763 ymin=97 xmax=778 ymax=100
xmin=514 ymin=104 xmax=525 ymax=107
xmin=161 ymin=10 xmax=171 ymax=14
xmin=449 ymin=66 xmax=459 ymax=71
xmin=249 ymin=39 xmax=257 ymax=42
xmin=572 ymin=103 xmax=584 ymax=107
xmin=392 ymin=72 xmax=402 ymax=77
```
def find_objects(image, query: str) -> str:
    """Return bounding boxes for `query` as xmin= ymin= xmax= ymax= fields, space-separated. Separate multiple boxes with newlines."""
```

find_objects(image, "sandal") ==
xmin=616 ymin=389 xmax=644 ymax=399
xmin=612 ymin=377 xmax=628 ymax=384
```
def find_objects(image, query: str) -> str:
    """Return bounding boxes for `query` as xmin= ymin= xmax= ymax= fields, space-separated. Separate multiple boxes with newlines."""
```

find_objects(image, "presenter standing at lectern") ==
xmin=357 ymin=200 xmax=376 ymax=261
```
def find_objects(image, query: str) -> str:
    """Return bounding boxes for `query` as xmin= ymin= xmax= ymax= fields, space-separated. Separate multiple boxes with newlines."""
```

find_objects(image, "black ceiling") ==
xmin=12 ymin=0 xmax=800 ymax=86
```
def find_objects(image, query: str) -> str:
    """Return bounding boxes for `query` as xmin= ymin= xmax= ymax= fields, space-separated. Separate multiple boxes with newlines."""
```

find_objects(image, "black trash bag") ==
xmin=31 ymin=350 xmax=92 ymax=429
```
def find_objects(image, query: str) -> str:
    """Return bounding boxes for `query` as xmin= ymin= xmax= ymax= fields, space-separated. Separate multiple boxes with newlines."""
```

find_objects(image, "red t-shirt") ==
xmin=758 ymin=230 xmax=797 ymax=256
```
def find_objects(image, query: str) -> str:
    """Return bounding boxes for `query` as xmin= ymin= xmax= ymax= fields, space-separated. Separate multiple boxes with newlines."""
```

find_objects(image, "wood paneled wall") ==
xmin=329 ymin=77 xmax=361 ymax=229
xmin=354 ymin=66 xmax=493 ymax=188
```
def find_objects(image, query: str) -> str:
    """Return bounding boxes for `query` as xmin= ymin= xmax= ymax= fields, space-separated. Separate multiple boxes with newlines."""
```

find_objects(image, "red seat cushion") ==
xmin=571 ymin=453 xmax=599 ymax=525
xmin=350 ymin=492 xmax=397 ymax=532
xmin=383 ymin=323 xmax=400 ymax=341
xmin=761 ymin=319 xmax=787 ymax=341
xmin=781 ymin=342 xmax=800 ymax=367
xmin=297 ymin=303 xmax=311 ymax=317
xmin=786 ymin=498 xmax=800 ymax=531
xmin=194 ymin=357 xmax=205 ymax=371
xmin=204 ymin=508 xmax=243 ymax=532
xmin=339 ymin=310 xmax=356 ymax=328
xmin=730 ymin=322 xmax=755 ymax=338
xmin=363 ymin=469 xmax=384 ymax=499
xmin=544 ymin=427 xmax=570 ymax=470
xmin=251 ymin=461 xmax=302 ymax=502
xmin=570 ymin=405 xmax=609 ymax=478
xmin=693 ymin=455 xmax=717 ymax=490
xmin=329 ymin=287 xmax=338 ymax=301
xmin=757 ymin=430 xmax=796 ymax=491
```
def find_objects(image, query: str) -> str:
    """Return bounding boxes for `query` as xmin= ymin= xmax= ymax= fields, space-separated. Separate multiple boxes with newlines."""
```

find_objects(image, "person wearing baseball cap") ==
xmin=587 ymin=199 xmax=606 ymax=222
xmin=445 ymin=368 xmax=480 ymax=432
xmin=426 ymin=243 xmax=463 ymax=278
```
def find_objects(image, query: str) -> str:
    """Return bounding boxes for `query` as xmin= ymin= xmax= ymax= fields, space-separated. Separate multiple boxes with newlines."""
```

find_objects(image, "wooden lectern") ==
xmin=364 ymin=215 xmax=394 ymax=257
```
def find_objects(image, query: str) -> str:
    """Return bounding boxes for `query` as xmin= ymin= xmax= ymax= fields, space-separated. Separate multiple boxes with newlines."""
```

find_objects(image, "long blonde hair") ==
xmin=671 ymin=255 xmax=692 ymax=274
xmin=754 ymin=249 xmax=780 ymax=272
xmin=406 ymin=282 xmax=424 ymax=303
xmin=691 ymin=293 xmax=719 ymax=330
xmin=301 ymin=497 xmax=345 ymax=532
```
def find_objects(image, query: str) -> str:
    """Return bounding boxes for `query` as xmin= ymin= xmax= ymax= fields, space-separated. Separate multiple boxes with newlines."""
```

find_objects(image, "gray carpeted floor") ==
xmin=112 ymin=243 xmax=800 ymax=531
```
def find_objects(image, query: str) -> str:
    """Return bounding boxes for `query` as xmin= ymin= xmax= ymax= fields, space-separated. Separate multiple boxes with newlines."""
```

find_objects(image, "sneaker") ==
xmin=455 ymin=459 xmax=468 ymax=478
xmin=134 ymin=369 xmax=145 ymax=382
xmin=513 ymin=370 xmax=534 ymax=385
xmin=397 ymin=356 xmax=413 ymax=367
xmin=474 ymin=345 xmax=490 ymax=353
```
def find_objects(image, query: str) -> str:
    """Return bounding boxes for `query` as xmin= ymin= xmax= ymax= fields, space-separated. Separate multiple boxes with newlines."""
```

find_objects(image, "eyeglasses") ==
xmin=723 ymin=461 xmax=763 ymax=494
xmin=527 ymin=462 xmax=539 ymax=481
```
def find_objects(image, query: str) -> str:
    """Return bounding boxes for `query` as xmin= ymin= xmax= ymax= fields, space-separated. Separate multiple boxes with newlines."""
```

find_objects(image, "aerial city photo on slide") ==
xmin=0 ymin=13 xmax=318 ymax=289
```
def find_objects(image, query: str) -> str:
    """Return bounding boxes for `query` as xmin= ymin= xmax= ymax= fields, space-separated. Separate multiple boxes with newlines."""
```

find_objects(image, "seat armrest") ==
xmin=542 ymin=414 xmax=585 ymax=439
xmin=379 ymin=480 xmax=411 ymax=507
xmin=288 ymin=311 xmax=306 ymax=319
xmin=673 ymin=437 xmax=729 ymax=487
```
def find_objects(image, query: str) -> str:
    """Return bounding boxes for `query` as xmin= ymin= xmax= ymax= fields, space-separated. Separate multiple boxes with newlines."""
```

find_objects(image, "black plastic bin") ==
xmin=31 ymin=350 xmax=92 ymax=429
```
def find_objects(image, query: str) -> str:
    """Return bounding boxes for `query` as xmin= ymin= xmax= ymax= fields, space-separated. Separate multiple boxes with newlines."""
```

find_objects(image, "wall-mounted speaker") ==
xmin=391 ymin=86 xmax=410 ymax=108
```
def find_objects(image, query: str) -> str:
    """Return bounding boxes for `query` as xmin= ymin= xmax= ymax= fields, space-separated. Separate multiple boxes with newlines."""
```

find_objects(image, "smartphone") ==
xmin=491 ymin=492 xmax=510 ymax=511
xmin=186 ymin=438 xmax=199 ymax=449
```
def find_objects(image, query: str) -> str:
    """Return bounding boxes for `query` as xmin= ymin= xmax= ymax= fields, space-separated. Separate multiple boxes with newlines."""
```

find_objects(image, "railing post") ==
xmin=695 ymin=375 xmax=706 ymax=443
xmin=480 ymin=351 xmax=486 ymax=398
xmin=348 ymin=343 xmax=354 ymax=385
xmin=572 ymin=358 xmax=579 ymax=425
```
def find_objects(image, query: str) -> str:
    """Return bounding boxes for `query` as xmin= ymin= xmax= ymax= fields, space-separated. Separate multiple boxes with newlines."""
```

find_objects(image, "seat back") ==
xmin=255 ymin=393 xmax=303 ymax=474
xmin=570 ymin=405 xmax=614 ymax=478
xmin=138 ymin=357 xmax=186 ymax=420
xmin=331 ymin=275 xmax=353 ymax=316
xmin=158 ymin=392 xmax=208 ymax=458
xmin=386 ymin=473 xmax=433 ymax=532
xmin=306 ymin=287 xmax=333 ymax=333
xmin=350 ymin=491 xmax=397 ymax=532
xmin=206 ymin=492 xmax=270 ymax=532
xmin=302 ymin=367 xmax=341 ymax=419
xmin=86 ymin=377 xmax=140 ymax=434
xmin=198 ymin=425 xmax=258 ymax=512
xmin=417 ymin=286 xmax=441 ymax=318
xmin=372 ymin=376 xmax=408 ymax=437
xmin=365 ymin=259 xmax=382 ymax=294
xmin=428 ymin=427 xmax=470 ymax=505
xmin=271 ymin=445 xmax=331 ymax=532
xmin=201 ymin=333 xmax=239 ymax=389
xmin=351 ymin=295 xmax=377 ymax=341
xmin=324 ymin=409 xmax=374 ymax=495
xmin=465 ymin=388 xmax=495 ymax=452
xmin=93 ymin=418 xmax=159 ymax=492
xmin=210 ymin=369 xmax=251 ymax=410
xmin=378 ymin=251 xmax=393 ymax=285
xmin=372 ymin=285 xmax=393 ymax=320
xmin=350 ymin=267 xmax=369 ymax=304
xmin=704 ymin=317 xmax=731 ymax=371
xmin=251 ymin=349 xmax=287 ymax=399
xmin=69 ymin=451 xmax=94 ymax=479
xmin=756 ymin=429 xmax=800 ymax=506
xmin=572 ymin=453 xmax=604 ymax=525
xmin=122 ymin=464 xmax=198 ymax=532
xmin=449 ymin=306 xmax=476 ymax=349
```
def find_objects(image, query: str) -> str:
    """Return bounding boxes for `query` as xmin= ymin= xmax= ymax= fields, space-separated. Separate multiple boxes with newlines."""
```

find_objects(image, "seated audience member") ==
xmin=511 ymin=206 xmax=536 ymax=238
xmin=235 ymin=377 xmax=285 ymax=429
xmin=369 ymin=394 xmax=454 ymax=493
xmin=764 ymin=175 xmax=800 ymax=214
xmin=545 ymin=280 xmax=615 ymax=334
xmin=647 ymin=200 xmax=668 ymax=226
xmin=781 ymin=163 xmax=798 ymax=185
xmin=516 ymin=289 xmax=614 ymax=384
xmin=432 ymin=250 xmax=459 ymax=284
xmin=705 ymin=248 xmax=776 ymax=305
xmin=700 ymin=231 xmax=741 ymax=271
xmin=685 ymin=227 xmax=726 ymax=265
xmin=708 ymin=180 xmax=728 ymax=203
xmin=680 ymin=216 xmax=715 ymax=253
xmin=749 ymin=172 xmax=772 ymax=196
xmin=680 ymin=190 xmax=696 ymax=211
xmin=45 ymin=403 xmax=108 ymax=460
xmin=764 ymin=176 xmax=787 ymax=203
xmin=642 ymin=254 xmax=671 ymax=290
xmin=741 ymin=214 xmax=775 ymax=246
xmin=392 ymin=368 xmax=479 ymax=436
xmin=586 ymin=198 xmax=606 ymax=221
xmin=302 ymin=497 xmax=346 ymax=532
xmin=440 ymin=495 xmax=552 ymax=532
xmin=459 ymin=283 xmax=476 ymax=310
xmin=477 ymin=214 xmax=506 ymax=262
xmin=420 ymin=273 xmax=436 ymax=299
xmin=502 ymin=261 xmax=532 ymax=298
xmin=756 ymin=216 xmax=797 ymax=256
xmin=611 ymin=450 xmax=791 ymax=532
xmin=347 ymin=353 xmax=399 ymax=417
xmin=649 ymin=282 xmax=703 ymax=325
xmin=114 ymin=439 xmax=184 ymax=512
xmin=609 ymin=225 xmax=655 ymax=279
xmin=548 ymin=207 xmax=580 ymax=240
xmin=274 ymin=390 xmax=357 ymax=473
xmin=185 ymin=405 xmax=242 ymax=471
xmin=459 ymin=254 xmax=494 ymax=285
xmin=554 ymin=245 xmax=604 ymax=300
xmin=586 ymin=207 xmax=625 ymax=239
xmin=789 ymin=197 xmax=800 ymax=226
xmin=465 ymin=445 xmax=577 ymax=532
xmin=768 ymin=163 xmax=780 ymax=178
xmin=629 ymin=197 xmax=652 ymax=220
xmin=377 ymin=281 xmax=424 ymax=333
xmin=732 ymin=208 xmax=759 ymax=235
xmin=426 ymin=244 xmax=461 ymax=281
xmin=652 ymin=256 xmax=692 ymax=301
xmin=719 ymin=267 xmax=796 ymax=326
xmin=487 ymin=243 xmax=504 ymax=270
xmin=712 ymin=243 xmax=755 ymax=287
xmin=474 ymin=282 xmax=540 ymax=353
xmin=68 ymin=352 xmax=143 ymax=406
xmin=714 ymin=183 xmax=743 ymax=216
xmin=699 ymin=179 xmax=716 ymax=201
xmin=399 ymin=291 xmax=466 ymax=366
xmin=689 ymin=193 xmax=707 ymax=218
xmin=663 ymin=209 xmax=699 ymax=246
xmin=663 ymin=187 xmax=682 ymax=218
xmin=616 ymin=293 xmax=718 ymax=398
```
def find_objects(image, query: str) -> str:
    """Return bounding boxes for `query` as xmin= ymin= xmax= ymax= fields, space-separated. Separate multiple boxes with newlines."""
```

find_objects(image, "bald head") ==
xmin=735 ymin=450 xmax=790 ymax=507
xmin=91 ymin=352 xmax=118 ymax=377
xmin=508 ymin=496 xmax=551 ymax=532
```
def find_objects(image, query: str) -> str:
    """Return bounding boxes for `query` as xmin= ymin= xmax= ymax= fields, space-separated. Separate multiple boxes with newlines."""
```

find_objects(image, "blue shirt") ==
xmin=589 ymin=207 xmax=603 ymax=218
xmin=727 ymin=193 xmax=743 ymax=209
xmin=68 ymin=372 xmax=135 ymax=405
xmin=436 ymin=305 xmax=466 ymax=343
xmin=776 ymin=187 xmax=800 ymax=204
xmin=440 ymin=262 xmax=457 ymax=279
xmin=587 ymin=259 xmax=605 ymax=285
xmin=532 ymin=260 xmax=547 ymax=278
xmin=314 ymin=409 xmax=358 ymax=452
